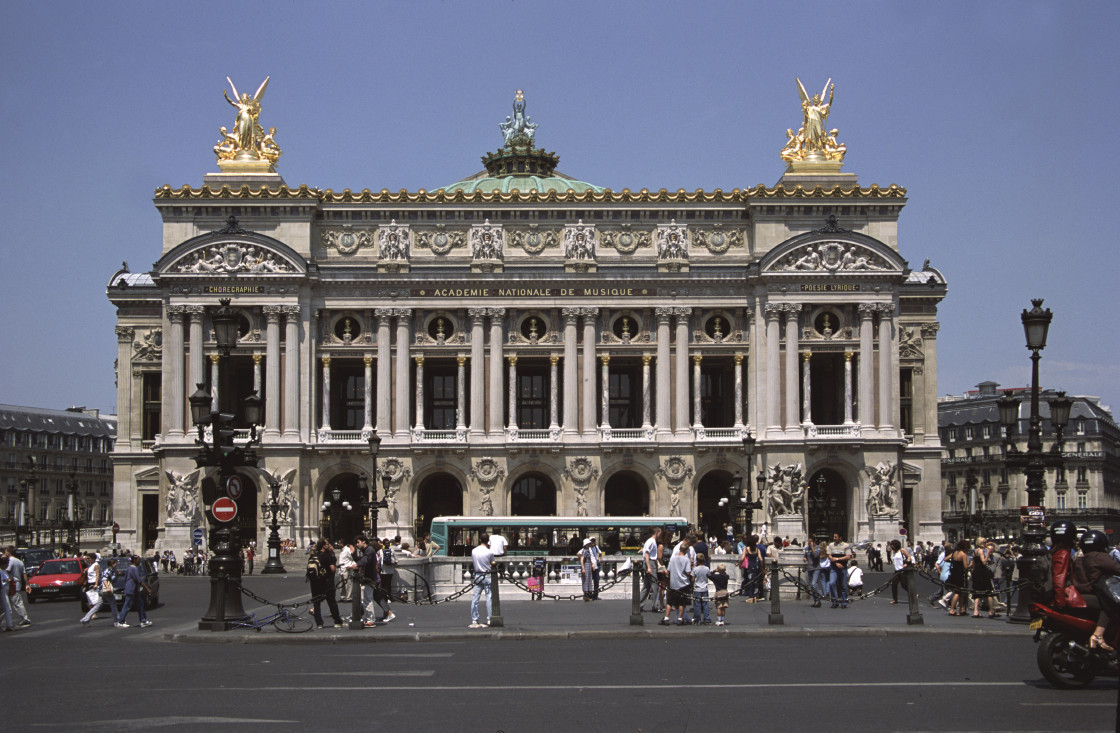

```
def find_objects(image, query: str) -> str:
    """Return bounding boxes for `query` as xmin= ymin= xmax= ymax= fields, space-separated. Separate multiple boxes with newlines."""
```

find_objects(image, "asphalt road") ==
xmin=6 ymin=574 xmax=1117 ymax=732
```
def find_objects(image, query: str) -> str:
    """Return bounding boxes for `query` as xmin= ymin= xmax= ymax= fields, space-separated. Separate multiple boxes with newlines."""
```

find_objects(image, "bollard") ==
xmin=796 ymin=568 xmax=802 ymax=601
xmin=630 ymin=566 xmax=644 ymax=626
xmin=348 ymin=569 xmax=364 ymax=630
xmin=768 ymin=561 xmax=784 ymax=625
xmin=905 ymin=568 xmax=924 ymax=625
xmin=489 ymin=566 xmax=504 ymax=628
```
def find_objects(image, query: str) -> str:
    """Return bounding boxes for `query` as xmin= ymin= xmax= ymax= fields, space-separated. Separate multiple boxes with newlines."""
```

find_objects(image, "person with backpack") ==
xmin=379 ymin=540 xmax=398 ymax=617
xmin=307 ymin=539 xmax=343 ymax=629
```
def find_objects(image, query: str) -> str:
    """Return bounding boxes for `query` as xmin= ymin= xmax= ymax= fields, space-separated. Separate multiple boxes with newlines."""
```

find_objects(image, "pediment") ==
xmin=760 ymin=230 xmax=906 ymax=276
xmin=154 ymin=221 xmax=306 ymax=276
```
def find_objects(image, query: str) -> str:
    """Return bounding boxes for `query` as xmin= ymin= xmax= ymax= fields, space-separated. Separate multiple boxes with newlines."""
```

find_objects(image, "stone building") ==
xmin=938 ymin=381 xmax=1120 ymax=541
xmin=0 ymin=404 xmax=116 ymax=544
xmin=107 ymin=84 xmax=948 ymax=554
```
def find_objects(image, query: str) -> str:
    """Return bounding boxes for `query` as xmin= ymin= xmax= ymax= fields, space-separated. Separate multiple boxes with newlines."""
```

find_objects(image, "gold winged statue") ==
xmin=214 ymin=76 xmax=282 ymax=169
xmin=780 ymin=78 xmax=846 ymax=165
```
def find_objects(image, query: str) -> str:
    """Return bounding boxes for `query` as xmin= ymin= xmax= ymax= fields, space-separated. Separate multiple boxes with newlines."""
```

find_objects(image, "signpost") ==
xmin=212 ymin=497 xmax=238 ymax=523
xmin=226 ymin=475 xmax=243 ymax=500
xmin=192 ymin=527 xmax=205 ymax=546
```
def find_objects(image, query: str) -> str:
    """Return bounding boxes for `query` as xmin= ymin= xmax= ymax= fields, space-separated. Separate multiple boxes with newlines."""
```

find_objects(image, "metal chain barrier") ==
xmin=913 ymin=565 xmax=1038 ymax=599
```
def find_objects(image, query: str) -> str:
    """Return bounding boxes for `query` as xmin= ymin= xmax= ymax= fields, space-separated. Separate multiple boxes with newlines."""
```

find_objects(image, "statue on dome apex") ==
xmin=499 ymin=89 xmax=539 ymax=147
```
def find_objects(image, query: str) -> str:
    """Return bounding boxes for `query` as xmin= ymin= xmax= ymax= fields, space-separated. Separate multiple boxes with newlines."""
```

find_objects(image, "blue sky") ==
xmin=1 ymin=1 xmax=1117 ymax=415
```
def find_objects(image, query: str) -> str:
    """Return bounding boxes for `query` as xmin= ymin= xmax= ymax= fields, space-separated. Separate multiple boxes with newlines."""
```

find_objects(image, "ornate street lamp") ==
xmin=349 ymin=434 xmax=383 ymax=631
xmin=66 ymin=473 xmax=79 ymax=552
xmin=211 ymin=299 xmax=241 ymax=357
xmin=1000 ymin=299 xmax=1070 ymax=624
xmin=260 ymin=476 xmax=288 ymax=574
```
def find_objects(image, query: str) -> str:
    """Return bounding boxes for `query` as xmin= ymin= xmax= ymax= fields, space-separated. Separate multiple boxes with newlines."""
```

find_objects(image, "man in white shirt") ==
xmin=640 ymin=528 xmax=661 ymax=611
xmin=337 ymin=541 xmax=356 ymax=602
xmin=488 ymin=533 xmax=508 ymax=557
xmin=470 ymin=535 xmax=496 ymax=628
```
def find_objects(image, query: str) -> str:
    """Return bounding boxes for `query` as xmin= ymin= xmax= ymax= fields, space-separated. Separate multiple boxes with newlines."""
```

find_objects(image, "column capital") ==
xmin=281 ymin=304 xmax=301 ymax=317
xmin=209 ymin=354 xmax=221 ymax=365
xmin=185 ymin=305 xmax=206 ymax=318
xmin=469 ymin=308 xmax=487 ymax=324
xmin=875 ymin=303 xmax=896 ymax=316
xmin=262 ymin=305 xmax=283 ymax=320
xmin=733 ymin=353 xmax=743 ymax=365
xmin=764 ymin=302 xmax=783 ymax=320
xmin=801 ymin=351 xmax=811 ymax=362
xmin=414 ymin=355 xmax=425 ymax=366
xmin=166 ymin=305 xmax=187 ymax=321
xmin=781 ymin=302 xmax=802 ymax=314
xmin=654 ymin=307 xmax=674 ymax=322
xmin=549 ymin=355 xmax=559 ymax=365
xmin=487 ymin=307 xmax=507 ymax=319
xmin=458 ymin=355 xmax=467 ymax=366
xmin=562 ymin=307 xmax=582 ymax=322
xmin=672 ymin=306 xmax=692 ymax=318
xmin=364 ymin=355 xmax=373 ymax=366
xmin=253 ymin=353 xmax=263 ymax=364
xmin=321 ymin=356 xmax=331 ymax=367
xmin=376 ymin=308 xmax=393 ymax=325
xmin=392 ymin=307 xmax=413 ymax=319
xmin=115 ymin=326 xmax=134 ymax=342
xmin=692 ymin=353 xmax=702 ymax=365
xmin=920 ymin=321 xmax=941 ymax=338
xmin=858 ymin=302 xmax=878 ymax=319
xmin=508 ymin=355 xmax=517 ymax=365
xmin=642 ymin=354 xmax=652 ymax=365
xmin=844 ymin=350 xmax=854 ymax=361
xmin=580 ymin=307 xmax=600 ymax=318
xmin=600 ymin=354 xmax=610 ymax=365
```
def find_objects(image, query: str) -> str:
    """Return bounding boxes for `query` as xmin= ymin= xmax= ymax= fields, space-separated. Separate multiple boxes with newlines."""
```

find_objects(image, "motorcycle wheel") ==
xmin=1037 ymin=632 xmax=1096 ymax=689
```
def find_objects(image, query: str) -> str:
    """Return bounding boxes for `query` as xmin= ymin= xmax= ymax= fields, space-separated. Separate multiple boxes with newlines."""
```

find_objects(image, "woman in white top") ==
xmin=889 ymin=539 xmax=914 ymax=604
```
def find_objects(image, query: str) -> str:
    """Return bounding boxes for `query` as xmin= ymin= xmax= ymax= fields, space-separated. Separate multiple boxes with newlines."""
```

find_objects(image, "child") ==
xmin=710 ymin=562 xmax=730 ymax=626
xmin=691 ymin=554 xmax=712 ymax=625
xmin=847 ymin=559 xmax=865 ymax=598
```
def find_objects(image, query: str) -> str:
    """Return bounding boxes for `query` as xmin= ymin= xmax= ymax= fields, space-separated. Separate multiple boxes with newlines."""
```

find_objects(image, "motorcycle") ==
xmin=1030 ymin=601 xmax=1119 ymax=688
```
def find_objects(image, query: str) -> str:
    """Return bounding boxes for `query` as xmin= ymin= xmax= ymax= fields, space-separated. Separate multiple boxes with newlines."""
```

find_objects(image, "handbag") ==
xmin=1095 ymin=574 xmax=1120 ymax=621
xmin=101 ymin=578 xmax=114 ymax=594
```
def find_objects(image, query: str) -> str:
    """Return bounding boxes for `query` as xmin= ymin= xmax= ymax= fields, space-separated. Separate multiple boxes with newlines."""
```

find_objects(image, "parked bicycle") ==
xmin=231 ymin=604 xmax=314 ymax=633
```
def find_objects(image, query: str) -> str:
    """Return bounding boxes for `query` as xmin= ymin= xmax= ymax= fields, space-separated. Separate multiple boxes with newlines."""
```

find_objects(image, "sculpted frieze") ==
xmin=600 ymin=226 xmax=651 ymax=255
xmin=696 ymin=226 xmax=744 ymax=255
xmin=132 ymin=329 xmax=163 ymax=361
xmin=417 ymin=226 xmax=466 ymax=255
xmin=776 ymin=241 xmax=888 ymax=273
xmin=508 ymin=226 xmax=559 ymax=255
xmin=174 ymin=242 xmax=295 ymax=273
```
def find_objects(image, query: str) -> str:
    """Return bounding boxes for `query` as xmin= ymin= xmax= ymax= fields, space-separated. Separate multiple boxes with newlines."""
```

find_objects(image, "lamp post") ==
xmin=720 ymin=435 xmax=764 ymax=538
xmin=260 ymin=477 xmax=288 ymax=574
xmin=321 ymin=488 xmax=352 ymax=543
xmin=999 ymin=299 xmax=1071 ymax=623
xmin=66 ymin=473 xmax=79 ymax=553
xmin=963 ymin=468 xmax=979 ymax=542
xmin=190 ymin=298 xmax=261 ymax=631
xmin=17 ymin=456 xmax=35 ymax=549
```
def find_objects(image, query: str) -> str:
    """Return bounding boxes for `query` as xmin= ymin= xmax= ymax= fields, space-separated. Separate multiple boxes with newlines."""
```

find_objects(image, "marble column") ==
xmin=655 ymin=308 xmax=672 ymax=435
xmin=858 ymin=303 xmax=875 ymax=427
xmin=843 ymin=350 xmax=854 ymax=424
xmin=263 ymin=306 xmax=281 ymax=437
xmin=877 ymin=303 xmax=895 ymax=431
xmin=252 ymin=353 xmax=263 ymax=399
xmin=783 ymin=304 xmax=801 ymax=432
xmin=457 ymin=356 xmax=467 ymax=430
xmin=507 ymin=356 xmax=518 ymax=430
xmin=764 ymin=303 xmax=782 ymax=433
xmin=600 ymin=354 xmax=611 ymax=428
xmin=376 ymin=309 xmax=392 ymax=435
xmin=165 ymin=306 xmax=186 ymax=437
xmin=488 ymin=309 xmax=505 ymax=434
xmin=320 ymin=356 xmax=331 ymax=430
xmin=414 ymin=356 xmax=425 ymax=431
xmin=733 ymin=354 xmax=744 ymax=428
xmin=549 ymin=355 xmax=560 ymax=430
xmin=641 ymin=354 xmax=652 ymax=429
xmin=919 ymin=322 xmax=941 ymax=442
xmin=673 ymin=307 xmax=690 ymax=433
xmin=469 ymin=309 xmax=486 ymax=436
xmin=115 ymin=326 xmax=135 ymax=444
xmin=209 ymin=355 xmax=220 ymax=412
xmin=363 ymin=356 xmax=373 ymax=429
xmin=691 ymin=354 xmax=703 ymax=429
xmin=562 ymin=308 xmax=579 ymax=434
xmin=187 ymin=306 xmax=205 ymax=396
xmin=282 ymin=306 xmax=300 ymax=438
xmin=801 ymin=351 xmax=812 ymax=424
xmin=581 ymin=308 xmax=598 ymax=434
xmin=394 ymin=308 xmax=412 ymax=438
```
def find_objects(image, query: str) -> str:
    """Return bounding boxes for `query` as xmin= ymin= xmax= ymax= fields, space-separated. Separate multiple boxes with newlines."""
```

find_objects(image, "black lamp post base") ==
xmin=199 ymin=570 xmax=250 ymax=631
xmin=260 ymin=559 xmax=286 ymax=574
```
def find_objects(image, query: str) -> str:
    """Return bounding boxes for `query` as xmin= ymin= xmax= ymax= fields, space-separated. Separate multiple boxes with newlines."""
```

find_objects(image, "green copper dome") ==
xmin=439 ymin=91 xmax=605 ymax=195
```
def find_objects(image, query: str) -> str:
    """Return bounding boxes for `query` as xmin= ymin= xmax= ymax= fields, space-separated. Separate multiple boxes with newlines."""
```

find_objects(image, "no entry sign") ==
xmin=212 ymin=497 xmax=238 ymax=523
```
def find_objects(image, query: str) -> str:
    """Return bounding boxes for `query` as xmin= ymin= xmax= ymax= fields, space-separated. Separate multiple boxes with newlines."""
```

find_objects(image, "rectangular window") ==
xmin=425 ymin=366 xmax=458 ymax=431
xmin=964 ymin=426 xmax=974 ymax=440
xmin=609 ymin=364 xmax=641 ymax=429
xmin=516 ymin=366 xmax=548 ymax=429
xmin=947 ymin=473 xmax=957 ymax=488
xmin=141 ymin=372 xmax=162 ymax=442
xmin=329 ymin=363 xmax=366 ymax=431
xmin=982 ymin=424 xmax=991 ymax=439
xmin=1077 ymin=466 xmax=1088 ymax=483
xmin=1056 ymin=493 xmax=1066 ymax=510
xmin=699 ymin=363 xmax=734 ymax=428
xmin=898 ymin=368 xmax=913 ymax=435
xmin=981 ymin=469 xmax=991 ymax=487
xmin=1078 ymin=493 xmax=1088 ymax=510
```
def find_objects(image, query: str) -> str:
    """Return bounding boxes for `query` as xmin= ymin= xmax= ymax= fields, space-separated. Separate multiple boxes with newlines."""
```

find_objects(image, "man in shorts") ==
xmin=660 ymin=544 xmax=692 ymax=626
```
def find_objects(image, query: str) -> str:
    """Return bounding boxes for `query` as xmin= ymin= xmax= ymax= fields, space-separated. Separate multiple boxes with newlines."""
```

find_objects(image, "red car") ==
xmin=27 ymin=556 xmax=89 ymax=607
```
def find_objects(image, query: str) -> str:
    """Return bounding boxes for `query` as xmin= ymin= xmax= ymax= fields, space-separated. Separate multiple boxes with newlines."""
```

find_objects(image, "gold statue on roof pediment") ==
xmin=214 ymin=76 xmax=281 ymax=172
xmin=780 ymin=78 xmax=846 ymax=168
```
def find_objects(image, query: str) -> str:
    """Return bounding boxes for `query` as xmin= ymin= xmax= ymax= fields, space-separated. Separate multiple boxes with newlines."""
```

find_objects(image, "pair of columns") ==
xmin=164 ymin=303 xmax=301 ymax=439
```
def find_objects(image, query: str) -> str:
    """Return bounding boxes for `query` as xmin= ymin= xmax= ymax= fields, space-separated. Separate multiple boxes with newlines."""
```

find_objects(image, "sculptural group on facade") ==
xmin=781 ymin=242 xmax=885 ymax=273
xmin=766 ymin=463 xmax=807 ymax=516
xmin=214 ymin=77 xmax=282 ymax=165
xmin=176 ymin=243 xmax=293 ymax=274
xmin=165 ymin=469 xmax=201 ymax=524
xmin=865 ymin=461 xmax=900 ymax=516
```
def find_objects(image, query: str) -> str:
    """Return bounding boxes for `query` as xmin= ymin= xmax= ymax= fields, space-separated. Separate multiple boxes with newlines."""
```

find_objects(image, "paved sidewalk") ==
xmin=163 ymin=579 xmax=1032 ymax=644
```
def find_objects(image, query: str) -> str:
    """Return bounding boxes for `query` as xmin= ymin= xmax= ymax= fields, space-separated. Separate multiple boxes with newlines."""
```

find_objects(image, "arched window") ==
xmin=510 ymin=473 xmax=556 ymax=516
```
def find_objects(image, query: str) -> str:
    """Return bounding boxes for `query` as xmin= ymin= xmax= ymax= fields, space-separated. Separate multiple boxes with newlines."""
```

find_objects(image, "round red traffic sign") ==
xmin=212 ymin=497 xmax=238 ymax=523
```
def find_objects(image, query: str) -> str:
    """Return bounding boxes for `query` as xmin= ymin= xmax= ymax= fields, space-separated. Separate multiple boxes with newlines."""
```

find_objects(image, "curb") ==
xmin=162 ymin=625 xmax=1030 ymax=644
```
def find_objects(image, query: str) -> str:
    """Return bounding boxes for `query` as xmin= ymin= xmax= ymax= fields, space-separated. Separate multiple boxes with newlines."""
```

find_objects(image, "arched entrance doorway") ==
xmin=696 ymin=470 xmax=735 ymax=539
xmin=806 ymin=468 xmax=848 ymax=541
xmin=510 ymin=473 xmax=556 ymax=516
xmin=416 ymin=473 xmax=464 ymax=536
xmin=603 ymin=471 xmax=649 ymax=516
xmin=321 ymin=473 xmax=365 ymax=544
